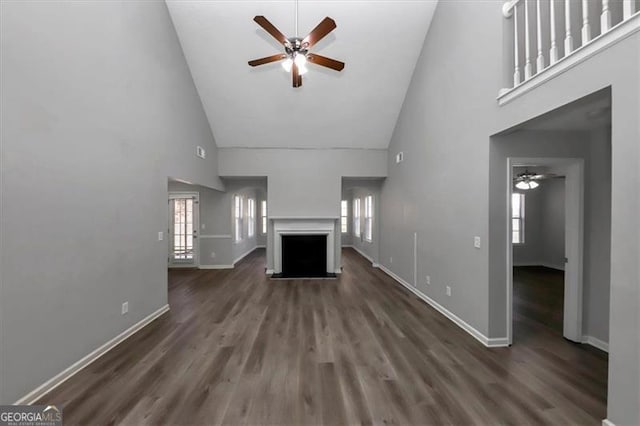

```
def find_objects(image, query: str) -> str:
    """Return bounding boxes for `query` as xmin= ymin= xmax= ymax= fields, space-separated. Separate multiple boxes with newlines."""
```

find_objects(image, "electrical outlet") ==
xmin=446 ymin=286 xmax=451 ymax=297
xmin=201 ymin=223 xmax=206 ymax=230
xmin=426 ymin=275 xmax=431 ymax=285
xmin=122 ymin=302 xmax=129 ymax=315
xmin=211 ymin=252 xmax=216 ymax=259
xmin=157 ymin=231 xmax=163 ymax=241
xmin=474 ymin=236 xmax=481 ymax=249
xmin=390 ymin=257 xmax=393 ymax=264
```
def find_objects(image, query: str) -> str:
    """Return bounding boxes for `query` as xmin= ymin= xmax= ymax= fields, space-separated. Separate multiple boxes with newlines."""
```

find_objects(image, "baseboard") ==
xmin=378 ymin=264 xmax=508 ymax=348
xmin=256 ymin=245 xmax=266 ymax=248
xmin=233 ymin=246 xmax=257 ymax=266
xmin=266 ymin=269 xmax=274 ymax=275
xmin=582 ymin=335 xmax=609 ymax=352
xmin=513 ymin=261 xmax=565 ymax=271
xmin=14 ymin=304 xmax=170 ymax=405
xmin=602 ymin=419 xmax=616 ymax=426
xmin=199 ymin=264 xmax=234 ymax=270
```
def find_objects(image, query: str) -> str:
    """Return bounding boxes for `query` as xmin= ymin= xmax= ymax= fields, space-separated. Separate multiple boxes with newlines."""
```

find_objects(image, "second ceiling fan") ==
xmin=248 ymin=4 xmax=345 ymax=88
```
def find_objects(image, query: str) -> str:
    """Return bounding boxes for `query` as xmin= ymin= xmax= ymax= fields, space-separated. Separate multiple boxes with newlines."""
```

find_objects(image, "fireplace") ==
xmin=281 ymin=235 xmax=327 ymax=278
xmin=271 ymin=218 xmax=338 ymax=277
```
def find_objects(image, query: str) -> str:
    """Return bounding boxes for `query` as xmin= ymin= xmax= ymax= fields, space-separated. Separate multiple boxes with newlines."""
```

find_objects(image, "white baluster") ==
xmin=524 ymin=0 xmax=533 ymax=79
xmin=581 ymin=0 xmax=591 ymax=44
xmin=623 ymin=0 xmax=636 ymax=19
xmin=601 ymin=0 xmax=611 ymax=32
xmin=565 ymin=0 xmax=574 ymax=54
xmin=550 ymin=0 xmax=559 ymax=63
xmin=536 ymin=0 xmax=545 ymax=72
xmin=514 ymin=4 xmax=521 ymax=86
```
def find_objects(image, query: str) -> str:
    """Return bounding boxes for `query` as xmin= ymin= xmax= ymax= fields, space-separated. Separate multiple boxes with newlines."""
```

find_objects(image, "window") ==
xmin=341 ymin=200 xmax=348 ymax=233
xmin=247 ymin=198 xmax=255 ymax=238
xmin=234 ymin=195 xmax=243 ymax=242
xmin=512 ymin=193 xmax=525 ymax=244
xmin=364 ymin=195 xmax=373 ymax=242
xmin=261 ymin=200 xmax=267 ymax=234
xmin=353 ymin=198 xmax=361 ymax=237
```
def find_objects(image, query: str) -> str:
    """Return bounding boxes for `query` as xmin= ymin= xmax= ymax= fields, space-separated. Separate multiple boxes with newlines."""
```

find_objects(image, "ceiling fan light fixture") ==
xmin=515 ymin=181 xmax=529 ymax=190
xmin=281 ymin=58 xmax=293 ymax=72
xmin=529 ymin=180 xmax=539 ymax=189
xmin=294 ymin=52 xmax=307 ymax=67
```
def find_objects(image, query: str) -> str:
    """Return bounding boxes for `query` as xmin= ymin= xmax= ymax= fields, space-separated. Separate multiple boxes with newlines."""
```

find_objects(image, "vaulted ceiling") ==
xmin=166 ymin=1 xmax=438 ymax=149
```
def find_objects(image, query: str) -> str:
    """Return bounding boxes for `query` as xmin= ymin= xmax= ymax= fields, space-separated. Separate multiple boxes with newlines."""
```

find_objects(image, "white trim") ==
xmin=498 ymin=13 xmax=640 ymax=105
xmin=199 ymin=234 xmax=232 ymax=239
xmin=256 ymin=245 xmax=266 ymax=248
xmin=233 ymin=246 xmax=257 ymax=265
xmin=582 ymin=335 xmax=609 ymax=352
xmin=273 ymin=219 xmax=336 ymax=274
xmin=199 ymin=264 xmax=234 ymax=270
xmin=14 ymin=304 xmax=170 ymax=405
xmin=602 ymin=419 xmax=616 ymax=426
xmin=513 ymin=261 xmax=565 ymax=271
xmin=168 ymin=264 xmax=198 ymax=269
xmin=378 ymin=264 xmax=508 ymax=348
xmin=266 ymin=269 xmax=275 ymax=275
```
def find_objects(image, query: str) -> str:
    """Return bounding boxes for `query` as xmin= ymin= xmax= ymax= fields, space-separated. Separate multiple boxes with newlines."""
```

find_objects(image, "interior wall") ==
xmin=383 ymin=1 xmax=637 ymax=422
xmin=218 ymin=148 xmax=387 ymax=272
xmin=0 ymin=1 xmax=222 ymax=404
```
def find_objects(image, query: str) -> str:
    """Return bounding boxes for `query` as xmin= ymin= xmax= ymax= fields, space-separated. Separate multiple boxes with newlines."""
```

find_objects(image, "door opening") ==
xmin=507 ymin=158 xmax=584 ymax=345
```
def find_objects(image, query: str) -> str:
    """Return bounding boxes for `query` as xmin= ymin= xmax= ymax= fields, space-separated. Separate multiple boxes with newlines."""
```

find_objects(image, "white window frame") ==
xmin=353 ymin=198 xmax=361 ymax=238
xmin=261 ymin=200 xmax=267 ymax=234
xmin=511 ymin=192 xmax=525 ymax=245
xmin=364 ymin=195 xmax=373 ymax=242
xmin=247 ymin=198 xmax=255 ymax=238
xmin=341 ymin=200 xmax=348 ymax=234
xmin=234 ymin=195 xmax=243 ymax=242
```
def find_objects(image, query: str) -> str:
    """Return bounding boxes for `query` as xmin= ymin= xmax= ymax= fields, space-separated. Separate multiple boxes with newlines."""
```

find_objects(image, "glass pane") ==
xmin=512 ymin=219 xmax=520 ymax=231
xmin=512 ymin=231 xmax=520 ymax=244
xmin=511 ymin=194 xmax=520 ymax=217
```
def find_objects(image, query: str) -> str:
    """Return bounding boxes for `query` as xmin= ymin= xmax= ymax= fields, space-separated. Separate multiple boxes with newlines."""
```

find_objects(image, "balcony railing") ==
xmin=499 ymin=0 xmax=639 ymax=104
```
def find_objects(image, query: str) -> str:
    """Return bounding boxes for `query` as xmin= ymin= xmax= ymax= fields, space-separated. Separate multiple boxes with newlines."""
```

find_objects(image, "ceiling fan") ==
xmin=248 ymin=11 xmax=345 ymax=88
xmin=514 ymin=169 xmax=561 ymax=190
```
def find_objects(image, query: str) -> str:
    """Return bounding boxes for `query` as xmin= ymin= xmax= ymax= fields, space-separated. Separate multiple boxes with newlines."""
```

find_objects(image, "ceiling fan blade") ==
xmin=307 ymin=53 xmax=344 ymax=71
xmin=248 ymin=53 xmax=287 ymax=67
xmin=292 ymin=62 xmax=302 ymax=88
xmin=254 ymin=16 xmax=288 ymax=45
xmin=302 ymin=17 xmax=336 ymax=48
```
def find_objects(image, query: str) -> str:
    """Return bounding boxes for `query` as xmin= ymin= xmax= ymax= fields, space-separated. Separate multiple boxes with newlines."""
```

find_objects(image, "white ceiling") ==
xmin=166 ymin=1 xmax=438 ymax=149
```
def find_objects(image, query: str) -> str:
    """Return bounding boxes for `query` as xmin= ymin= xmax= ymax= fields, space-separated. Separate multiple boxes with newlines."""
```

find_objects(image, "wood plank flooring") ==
xmin=37 ymin=249 xmax=608 ymax=425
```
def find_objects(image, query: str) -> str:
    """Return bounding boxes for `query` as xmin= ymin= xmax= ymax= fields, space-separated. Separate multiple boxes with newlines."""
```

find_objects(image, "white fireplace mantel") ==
xmin=273 ymin=218 xmax=336 ymax=274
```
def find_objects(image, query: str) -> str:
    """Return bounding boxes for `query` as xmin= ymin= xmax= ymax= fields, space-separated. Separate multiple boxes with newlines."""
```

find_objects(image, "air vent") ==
xmin=196 ymin=146 xmax=206 ymax=159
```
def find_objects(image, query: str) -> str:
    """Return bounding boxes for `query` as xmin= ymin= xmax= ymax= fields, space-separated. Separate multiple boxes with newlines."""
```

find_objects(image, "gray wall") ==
xmin=218 ymin=148 xmax=387 ymax=272
xmin=513 ymin=179 xmax=566 ymax=270
xmin=381 ymin=1 xmax=638 ymax=423
xmin=0 ymin=1 xmax=222 ymax=404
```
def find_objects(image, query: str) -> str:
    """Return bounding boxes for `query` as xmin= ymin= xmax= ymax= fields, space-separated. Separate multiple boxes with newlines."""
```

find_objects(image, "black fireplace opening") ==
xmin=279 ymin=234 xmax=330 ymax=278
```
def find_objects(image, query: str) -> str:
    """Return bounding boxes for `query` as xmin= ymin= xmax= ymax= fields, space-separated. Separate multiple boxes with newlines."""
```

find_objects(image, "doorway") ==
xmin=507 ymin=158 xmax=584 ymax=345
xmin=168 ymin=192 xmax=200 ymax=267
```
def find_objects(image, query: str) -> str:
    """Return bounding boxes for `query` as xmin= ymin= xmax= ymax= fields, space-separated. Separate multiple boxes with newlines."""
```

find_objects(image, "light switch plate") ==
xmin=158 ymin=231 xmax=164 ymax=241
xmin=474 ymin=236 xmax=481 ymax=248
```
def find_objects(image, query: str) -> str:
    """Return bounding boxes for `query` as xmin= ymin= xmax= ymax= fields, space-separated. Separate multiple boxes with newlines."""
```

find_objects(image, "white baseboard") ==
xmin=256 ymin=245 xmax=266 ymax=248
xmin=582 ymin=335 xmax=609 ymax=352
xmin=513 ymin=261 xmax=565 ymax=271
xmin=199 ymin=264 xmax=234 ymax=270
xmin=378 ymin=264 xmax=508 ymax=348
xmin=349 ymin=245 xmax=377 ymax=266
xmin=14 ymin=304 xmax=170 ymax=405
xmin=602 ymin=419 xmax=615 ymax=426
xmin=233 ymin=246 xmax=257 ymax=266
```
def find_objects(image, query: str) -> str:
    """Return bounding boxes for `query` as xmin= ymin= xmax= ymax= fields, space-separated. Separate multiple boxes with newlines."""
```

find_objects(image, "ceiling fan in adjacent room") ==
xmin=247 ymin=1 xmax=345 ymax=88
xmin=513 ymin=169 xmax=561 ymax=190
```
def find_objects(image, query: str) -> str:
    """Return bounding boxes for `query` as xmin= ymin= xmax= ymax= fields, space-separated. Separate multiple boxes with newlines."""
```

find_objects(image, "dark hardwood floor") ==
xmin=37 ymin=249 xmax=608 ymax=425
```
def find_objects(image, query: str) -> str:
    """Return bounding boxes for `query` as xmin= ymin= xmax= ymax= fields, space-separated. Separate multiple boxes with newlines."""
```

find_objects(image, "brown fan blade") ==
xmin=254 ymin=16 xmax=288 ymax=45
xmin=307 ymin=53 xmax=344 ymax=71
xmin=302 ymin=17 xmax=336 ymax=48
xmin=292 ymin=62 xmax=302 ymax=88
xmin=248 ymin=53 xmax=287 ymax=67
